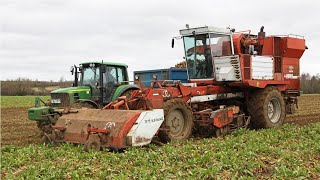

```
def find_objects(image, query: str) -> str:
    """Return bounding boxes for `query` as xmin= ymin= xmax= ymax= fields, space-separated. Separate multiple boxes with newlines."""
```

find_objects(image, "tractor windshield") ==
xmin=183 ymin=33 xmax=232 ymax=79
xmin=81 ymin=66 xmax=100 ymax=87
xmin=80 ymin=65 xmax=126 ymax=87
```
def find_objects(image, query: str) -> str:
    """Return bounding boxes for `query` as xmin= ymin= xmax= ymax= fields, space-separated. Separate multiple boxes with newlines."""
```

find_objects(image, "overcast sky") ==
xmin=1 ymin=0 xmax=319 ymax=81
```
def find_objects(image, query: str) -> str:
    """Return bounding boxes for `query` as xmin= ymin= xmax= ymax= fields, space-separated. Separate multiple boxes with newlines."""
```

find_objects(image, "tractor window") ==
xmin=117 ymin=67 xmax=125 ymax=82
xmin=81 ymin=67 xmax=100 ymax=87
xmin=104 ymin=66 xmax=117 ymax=85
xmin=183 ymin=34 xmax=212 ymax=79
xmin=210 ymin=33 xmax=232 ymax=57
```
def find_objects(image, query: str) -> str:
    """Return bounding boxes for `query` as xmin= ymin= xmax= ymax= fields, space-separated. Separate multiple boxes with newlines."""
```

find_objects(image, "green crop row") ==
xmin=1 ymin=96 xmax=50 ymax=108
xmin=1 ymin=123 xmax=319 ymax=179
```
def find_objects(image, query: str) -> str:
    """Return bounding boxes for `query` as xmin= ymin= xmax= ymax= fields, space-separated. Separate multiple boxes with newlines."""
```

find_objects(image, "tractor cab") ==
xmin=180 ymin=26 xmax=234 ymax=82
xmin=74 ymin=62 xmax=130 ymax=105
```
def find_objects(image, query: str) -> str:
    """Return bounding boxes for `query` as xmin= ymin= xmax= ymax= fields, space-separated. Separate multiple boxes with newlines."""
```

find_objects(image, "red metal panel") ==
xmin=283 ymin=38 xmax=306 ymax=59
xmin=230 ymin=80 xmax=288 ymax=91
xmin=212 ymin=109 xmax=233 ymax=128
xmin=261 ymin=37 xmax=274 ymax=56
xmin=282 ymin=57 xmax=300 ymax=91
xmin=242 ymin=54 xmax=251 ymax=80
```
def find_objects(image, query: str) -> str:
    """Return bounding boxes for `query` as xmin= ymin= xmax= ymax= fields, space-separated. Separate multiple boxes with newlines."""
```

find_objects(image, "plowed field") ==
xmin=1 ymin=95 xmax=320 ymax=146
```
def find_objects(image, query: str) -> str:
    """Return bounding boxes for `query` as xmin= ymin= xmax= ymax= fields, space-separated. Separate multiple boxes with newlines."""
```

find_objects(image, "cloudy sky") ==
xmin=1 ymin=0 xmax=319 ymax=81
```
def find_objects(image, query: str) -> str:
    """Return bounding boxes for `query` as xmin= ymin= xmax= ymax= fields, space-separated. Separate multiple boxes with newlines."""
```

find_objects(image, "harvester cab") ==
xmin=180 ymin=26 xmax=235 ymax=81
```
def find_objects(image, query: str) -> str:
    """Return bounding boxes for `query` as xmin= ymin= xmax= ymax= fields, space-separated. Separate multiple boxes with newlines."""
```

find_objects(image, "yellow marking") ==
xmin=68 ymin=89 xmax=90 ymax=92
xmin=257 ymin=81 xmax=260 ymax=87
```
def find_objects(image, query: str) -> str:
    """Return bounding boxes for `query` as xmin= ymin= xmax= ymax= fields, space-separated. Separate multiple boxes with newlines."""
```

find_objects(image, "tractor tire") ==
xmin=158 ymin=99 xmax=194 ymax=142
xmin=121 ymin=90 xmax=135 ymax=100
xmin=84 ymin=139 xmax=101 ymax=152
xmin=247 ymin=86 xmax=285 ymax=128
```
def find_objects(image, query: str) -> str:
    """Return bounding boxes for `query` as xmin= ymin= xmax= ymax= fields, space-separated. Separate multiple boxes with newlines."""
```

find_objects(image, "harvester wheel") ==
xmin=84 ymin=139 xmax=101 ymax=152
xmin=247 ymin=86 xmax=285 ymax=128
xmin=159 ymin=99 xmax=193 ymax=142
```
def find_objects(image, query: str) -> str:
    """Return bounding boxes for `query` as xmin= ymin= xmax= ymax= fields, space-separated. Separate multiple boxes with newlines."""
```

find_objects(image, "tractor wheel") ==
xmin=159 ymin=99 xmax=194 ymax=142
xmin=121 ymin=89 xmax=135 ymax=99
xmin=247 ymin=86 xmax=285 ymax=128
xmin=84 ymin=139 xmax=101 ymax=152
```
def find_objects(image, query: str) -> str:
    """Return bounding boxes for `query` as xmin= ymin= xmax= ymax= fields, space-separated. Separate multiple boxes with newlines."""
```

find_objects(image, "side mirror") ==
xmin=70 ymin=66 xmax=74 ymax=75
xmin=171 ymin=38 xmax=175 ymax=48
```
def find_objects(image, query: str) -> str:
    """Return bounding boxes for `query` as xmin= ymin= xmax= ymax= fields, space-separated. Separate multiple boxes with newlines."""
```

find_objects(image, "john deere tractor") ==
xmin=28 ymin=61 xmax=139 ymax=137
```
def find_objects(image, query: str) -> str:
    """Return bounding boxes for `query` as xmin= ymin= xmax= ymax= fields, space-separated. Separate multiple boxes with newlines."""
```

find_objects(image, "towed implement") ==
xmin=33 ymin=25 xmax=306 ymax=151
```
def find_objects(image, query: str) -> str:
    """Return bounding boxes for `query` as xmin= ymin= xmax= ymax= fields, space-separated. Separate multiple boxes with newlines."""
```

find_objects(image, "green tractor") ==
xmin=28 ymin=61 xmax=139 ymax=137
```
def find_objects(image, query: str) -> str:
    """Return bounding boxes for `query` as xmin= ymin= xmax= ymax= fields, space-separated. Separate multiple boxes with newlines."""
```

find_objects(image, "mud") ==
xmin=1 ymin=101 xmax=320 ymax=146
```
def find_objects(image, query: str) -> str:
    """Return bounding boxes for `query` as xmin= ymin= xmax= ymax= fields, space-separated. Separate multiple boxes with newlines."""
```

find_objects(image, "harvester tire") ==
xmin=159 ymin=99 xmax=193 ymax=142
xmin=84 ymin=139 xmax=101 ymax=152
xmin=247 ymin=86 xmax=285 ymax=128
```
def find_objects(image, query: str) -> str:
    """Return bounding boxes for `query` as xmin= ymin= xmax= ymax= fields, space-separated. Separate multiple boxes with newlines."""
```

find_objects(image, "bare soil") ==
xmin=1 ymin=95 xmax=319 ymax=146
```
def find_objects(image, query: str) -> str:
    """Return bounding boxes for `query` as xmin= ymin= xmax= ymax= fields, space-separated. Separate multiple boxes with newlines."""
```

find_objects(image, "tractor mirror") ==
xmin=70 ymin=66 xmax=74 ymax=75
xmin=171 ymin=38 xmax=175 ymax=48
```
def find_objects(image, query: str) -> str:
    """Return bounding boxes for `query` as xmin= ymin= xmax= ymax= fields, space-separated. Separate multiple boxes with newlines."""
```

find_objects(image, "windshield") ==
xmin=184 ymin=34 xmax=211 ymax=79
xmin=81 ymin=67 xmax=100 ymax=87
xmin=80 ymin=65 xmax=126 ymax=87
xmin=183 ymin=33 xmax=232 ymax=79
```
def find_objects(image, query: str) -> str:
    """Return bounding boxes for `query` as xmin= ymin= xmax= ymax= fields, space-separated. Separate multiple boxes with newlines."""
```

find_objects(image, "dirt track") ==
xmin=1 ymin=101 xmax=320 ymax=146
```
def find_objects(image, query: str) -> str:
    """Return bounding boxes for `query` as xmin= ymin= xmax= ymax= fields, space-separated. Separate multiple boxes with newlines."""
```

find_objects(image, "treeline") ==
xmin=1 ymin=74 xmax=319 ymax=96
xmin=1 ymin=78 xmax=72 ymax=96
xmin=301 ymin=73 xmax=320 ymax=94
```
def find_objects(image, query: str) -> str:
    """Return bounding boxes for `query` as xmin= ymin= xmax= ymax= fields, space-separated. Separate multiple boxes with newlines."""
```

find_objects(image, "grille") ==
xmin=230 ymin=56 xmax=241 ymax=80
xmin=51 ymin=93 xmax=70 ymax=107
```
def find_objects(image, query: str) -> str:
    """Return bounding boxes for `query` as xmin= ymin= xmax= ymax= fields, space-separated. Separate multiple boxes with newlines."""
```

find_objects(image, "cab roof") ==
xmin=180 ymin=26 xmax=231 ymax=36
xmin=81 ymin=61 xmax=128 ymax=68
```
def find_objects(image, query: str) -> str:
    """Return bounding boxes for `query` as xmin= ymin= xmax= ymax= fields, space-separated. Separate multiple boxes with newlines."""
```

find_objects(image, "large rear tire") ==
xmin=247 ymin=86 xmax=285 ymax=128
xmin=121 ymin=89 xmax=135 ymax=99
xmin=158 ymin=99 xmax=193 ymax=142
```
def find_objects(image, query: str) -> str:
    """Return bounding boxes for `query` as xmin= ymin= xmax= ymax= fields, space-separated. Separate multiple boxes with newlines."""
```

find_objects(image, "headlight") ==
xmin=152 ymin=74 xmax=158 ymax=80
xmin=135 ymin=74 xmax=139 ymax=80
